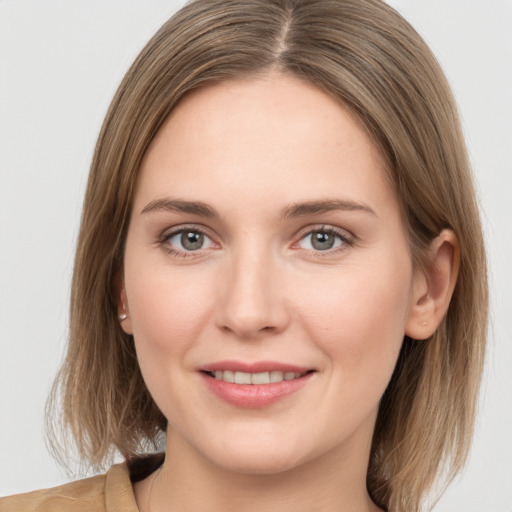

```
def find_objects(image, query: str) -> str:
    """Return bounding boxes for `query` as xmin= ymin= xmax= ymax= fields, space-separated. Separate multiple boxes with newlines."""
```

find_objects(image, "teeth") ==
xmin=234 ymin=371 xmax=252 ymax=384
xmin=251 ymin=372 xmax=271 ymax=384
xmin=270 ymin=371 xmax=284 ymax=383
xmin=223 ymin=370 xmax=235 ymax=383
xmin=210 ymin=370 xmax=306 ymax=384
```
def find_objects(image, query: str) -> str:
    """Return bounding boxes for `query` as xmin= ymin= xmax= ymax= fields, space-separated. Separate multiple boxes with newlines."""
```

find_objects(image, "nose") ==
xmin=215 ymin=247 xmax=290 ymax=340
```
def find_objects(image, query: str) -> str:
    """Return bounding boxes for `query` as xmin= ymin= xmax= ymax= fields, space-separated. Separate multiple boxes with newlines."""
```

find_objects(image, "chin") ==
xmin=211 ymin=449 xmax=305 ymax=476
xmin=198 ymin=432 xmax=316 ymax=476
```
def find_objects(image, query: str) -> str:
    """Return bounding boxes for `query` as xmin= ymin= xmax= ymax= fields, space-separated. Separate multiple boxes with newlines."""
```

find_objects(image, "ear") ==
xmin=405 ymin=229 xmax=460 ymax=340
xmin=117 ymin=275 xmax=134 ymax=335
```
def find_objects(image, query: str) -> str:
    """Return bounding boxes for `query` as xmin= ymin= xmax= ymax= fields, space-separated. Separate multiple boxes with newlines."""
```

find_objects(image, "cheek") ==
xmin=122 ymin=250 xmax=218 ymax=414
xmin=296 ymin=258 xmax=412 ymax=381
xmin=126 ymin=265 xmax=213 ymax=353
xmin=123 ymin=261 xmax=217 ymax=420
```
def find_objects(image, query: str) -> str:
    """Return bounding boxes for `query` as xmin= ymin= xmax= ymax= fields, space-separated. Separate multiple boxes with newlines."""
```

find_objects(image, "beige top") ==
xmin=0 ymin=463 xmax=139 ymax=512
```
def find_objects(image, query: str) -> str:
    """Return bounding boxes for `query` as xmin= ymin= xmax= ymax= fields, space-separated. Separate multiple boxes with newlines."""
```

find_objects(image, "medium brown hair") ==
xmin=48 ymin=1 xmax=488 ymax=510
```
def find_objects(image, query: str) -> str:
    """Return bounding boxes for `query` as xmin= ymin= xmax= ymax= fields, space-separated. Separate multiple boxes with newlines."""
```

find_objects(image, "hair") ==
xmin=47 ymin=0 xmax=488 ymax=510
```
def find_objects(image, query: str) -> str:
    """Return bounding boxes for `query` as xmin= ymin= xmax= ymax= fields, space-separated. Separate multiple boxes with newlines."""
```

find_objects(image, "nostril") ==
xmin=218 ymin=322 xmax=277 ymax=338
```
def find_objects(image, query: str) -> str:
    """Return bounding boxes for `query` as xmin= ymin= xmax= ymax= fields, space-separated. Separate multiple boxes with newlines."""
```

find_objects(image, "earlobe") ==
xmin=117 ymin=281 xmax=134 ymax=335
xmin=405 ymin=229 xmax=460 ymax=340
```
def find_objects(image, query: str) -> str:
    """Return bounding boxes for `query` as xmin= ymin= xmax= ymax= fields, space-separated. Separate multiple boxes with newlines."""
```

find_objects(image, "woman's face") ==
xmin=121 ymin=73 xmax=422 ymax=474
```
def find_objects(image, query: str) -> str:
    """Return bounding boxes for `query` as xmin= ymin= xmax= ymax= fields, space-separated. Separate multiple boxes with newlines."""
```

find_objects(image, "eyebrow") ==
xmin=141 ymin=199 xmax=219 ymax=217
xmin=141 ymin=198 xmax=376 ymax=218
xmin=281 ymin=199 xmax=376 ymax=219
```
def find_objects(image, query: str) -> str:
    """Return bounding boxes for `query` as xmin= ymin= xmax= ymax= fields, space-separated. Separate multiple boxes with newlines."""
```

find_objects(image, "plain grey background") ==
xmin=0 ymin=1 xmax=511 ymax=510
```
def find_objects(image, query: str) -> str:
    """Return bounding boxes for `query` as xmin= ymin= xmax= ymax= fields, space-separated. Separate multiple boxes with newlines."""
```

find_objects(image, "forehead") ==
xmin=135 ymin=72 xmax=397 ymax=218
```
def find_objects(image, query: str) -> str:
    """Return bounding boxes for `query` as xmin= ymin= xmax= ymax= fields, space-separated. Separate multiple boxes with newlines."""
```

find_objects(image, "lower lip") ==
xmin=201 ymin=372 xmax=313 ymax=408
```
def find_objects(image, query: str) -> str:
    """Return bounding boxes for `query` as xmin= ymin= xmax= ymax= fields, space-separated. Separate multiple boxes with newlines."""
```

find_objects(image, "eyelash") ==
xmin=158 ymin=225 xmax=214 ymax=258
xmin=293 ymin=225 xmax=354 ymax=256
xmin=158 ymin=224 xmax=354 ymax=258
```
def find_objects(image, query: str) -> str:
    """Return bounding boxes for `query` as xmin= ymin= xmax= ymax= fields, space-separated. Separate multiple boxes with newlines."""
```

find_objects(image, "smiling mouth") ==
xmin=202 ymin=370 xmax=314 ymax=385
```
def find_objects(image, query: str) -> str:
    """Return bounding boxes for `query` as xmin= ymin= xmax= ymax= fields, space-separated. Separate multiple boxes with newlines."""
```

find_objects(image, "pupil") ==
xmin=312 ymin=231 xmax=334 ymax=250
xmin=181 ymin=231 xmax=204 ymax=250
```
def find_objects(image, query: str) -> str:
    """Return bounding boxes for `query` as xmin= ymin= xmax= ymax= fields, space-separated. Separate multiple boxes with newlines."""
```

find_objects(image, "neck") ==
xmin=139 ymin=428 xmax=381 ymax=512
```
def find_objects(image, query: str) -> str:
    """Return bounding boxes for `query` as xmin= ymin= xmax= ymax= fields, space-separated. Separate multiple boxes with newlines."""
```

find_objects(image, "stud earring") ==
xmin=119 ymin=313 xmax=128 ymax=322
xmin=421 ymin=321 xmax=427 ymax=327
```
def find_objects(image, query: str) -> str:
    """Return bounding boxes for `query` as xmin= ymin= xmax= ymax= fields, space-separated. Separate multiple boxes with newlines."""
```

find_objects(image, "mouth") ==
xmin=199 ymin=362 xmax=316 ymax=408
xmin=201 ymin=369 xmax=314 ymax=385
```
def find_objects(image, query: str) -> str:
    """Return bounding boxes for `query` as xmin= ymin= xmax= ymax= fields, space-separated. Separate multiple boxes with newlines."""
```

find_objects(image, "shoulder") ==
xmin=0 ymin=474 xmax=108 ymax=512
xmin=0 ymin=463 xmax=138 ymax=512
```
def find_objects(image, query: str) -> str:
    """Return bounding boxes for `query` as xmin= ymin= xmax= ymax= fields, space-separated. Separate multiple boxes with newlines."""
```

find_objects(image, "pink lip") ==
xmin=199 ymin=360 xmax=315 ymax=408
xmin=200 ymin=360 xmax=311 ymax=374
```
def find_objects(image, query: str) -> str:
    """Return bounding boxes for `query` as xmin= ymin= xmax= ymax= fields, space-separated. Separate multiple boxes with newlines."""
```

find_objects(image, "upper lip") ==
xmin=200 ymin=360 xmax=313 ymax=374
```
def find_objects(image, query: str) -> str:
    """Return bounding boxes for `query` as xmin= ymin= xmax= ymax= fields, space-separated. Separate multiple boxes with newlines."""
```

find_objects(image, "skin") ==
xmin=120 ymin=72 xmax=459 ymax=512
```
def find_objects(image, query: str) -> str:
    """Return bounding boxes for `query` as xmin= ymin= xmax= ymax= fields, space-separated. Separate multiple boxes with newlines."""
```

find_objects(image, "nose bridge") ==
xmin=216 ymin=237 xmax=288 ymax=338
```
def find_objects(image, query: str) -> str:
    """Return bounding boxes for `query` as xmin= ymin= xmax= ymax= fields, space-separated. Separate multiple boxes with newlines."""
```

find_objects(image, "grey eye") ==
xmin=166 ymin=229 xmax=214 ymax=252
xmin=297 ymin=229 xmax=345 ymax=251
xmin=311 ymin=231 xmax=336 ymax=250
xmin=181 ymin=231 xmax=204 ymax=251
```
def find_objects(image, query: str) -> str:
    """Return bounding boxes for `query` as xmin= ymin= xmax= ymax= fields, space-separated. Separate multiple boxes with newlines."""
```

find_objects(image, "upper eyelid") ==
xmin=159 ymin=226 xmax=218 ymax=256
xmin=290 ymin=225 xmax=355 ymax=254
xmin=160 ymin=224 xmax=215 ymax=240
xmin=294 ymin=224 xmax=354 ymax=241
xmin=158 ymin=225 xmax=217 ymax=252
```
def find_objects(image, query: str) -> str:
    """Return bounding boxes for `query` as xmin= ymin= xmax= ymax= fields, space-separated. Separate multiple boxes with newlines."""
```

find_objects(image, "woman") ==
xmin=0 ymin=0 xmax=488 ymax=511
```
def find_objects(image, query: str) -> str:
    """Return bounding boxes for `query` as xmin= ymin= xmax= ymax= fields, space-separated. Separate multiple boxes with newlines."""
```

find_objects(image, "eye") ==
xmin=162 ymin=227 xmax=215 ymax=255
xmin=296 ymin=227 xmax=352 ymax=252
